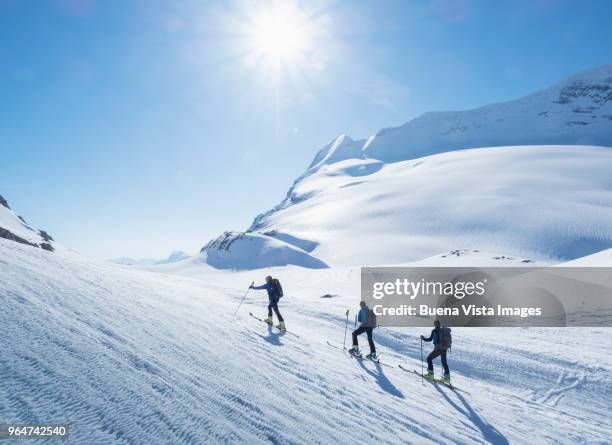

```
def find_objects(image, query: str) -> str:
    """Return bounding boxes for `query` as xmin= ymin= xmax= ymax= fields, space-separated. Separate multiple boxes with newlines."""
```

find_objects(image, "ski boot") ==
xmin=263 ymin=316 xmax=273 ymax=325
xmin=277 ymin=321 xmax=286 ymax=331
xmin=440 ymin=373 xmax=451 ymax=385
xmin=425 ymin=370 xmax=435 ymax=381
xmin=348 ymin=345 xmax=360 ymax=355
xmin=366 ymin=352 xmax=378 ymax=360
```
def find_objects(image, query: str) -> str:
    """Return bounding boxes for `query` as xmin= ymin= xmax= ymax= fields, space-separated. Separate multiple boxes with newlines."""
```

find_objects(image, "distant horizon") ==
xmin=2 ymin=0 xmax=611 ymax=260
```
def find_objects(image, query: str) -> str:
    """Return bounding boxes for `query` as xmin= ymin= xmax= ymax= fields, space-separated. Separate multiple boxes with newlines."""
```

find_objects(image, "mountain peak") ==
xmin=307 ymin=133 xmax=365 ymax=172
xmin=361 ymin=64 xmax=612 ymax=163
xmin=549 ymin=64 xmax=612 ymax=107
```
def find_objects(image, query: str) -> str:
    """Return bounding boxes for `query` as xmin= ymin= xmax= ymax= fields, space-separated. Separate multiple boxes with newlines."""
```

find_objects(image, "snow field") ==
xmin=1 ymin=239 xmax=610 ymax=444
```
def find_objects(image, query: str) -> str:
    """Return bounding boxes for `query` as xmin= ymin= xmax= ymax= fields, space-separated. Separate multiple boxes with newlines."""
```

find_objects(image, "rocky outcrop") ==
xmin=0 ymin=227 xmax=39 ymax=248
xmin=0 ymin=194 xmax=56 ymax=252
xmin=0 ymin=194 xmax=9 ymax=209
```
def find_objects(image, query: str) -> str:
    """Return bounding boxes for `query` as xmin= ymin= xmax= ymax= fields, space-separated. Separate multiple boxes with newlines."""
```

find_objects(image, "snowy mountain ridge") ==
xmin=251 ymin=64 xmax=612 ymax=233
xmin=199 ymin=65 xmax=612 ymax=270
xmin=0 ymin=193 xmax=56 ymax=252
xmin=307 ymin=63 xmax=612 ymax=170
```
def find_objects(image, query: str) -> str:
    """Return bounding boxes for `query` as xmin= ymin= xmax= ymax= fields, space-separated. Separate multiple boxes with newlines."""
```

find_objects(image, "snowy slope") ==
xmin=247 ymin=146 xmax=612 ymax=266
xmin=1 ymin=239 xmax=610 ymax=444
xmin=558 ymin=247 xmax=612 ymax=266
xmin=0 ymin=193 xmax=56 ymax=252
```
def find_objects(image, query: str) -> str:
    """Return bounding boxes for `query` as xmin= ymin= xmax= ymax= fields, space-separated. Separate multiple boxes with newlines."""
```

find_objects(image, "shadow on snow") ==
xmin=255 ymin=325 xmax=286 ymax=347
xmin=434 ymin=383 xmax=509 ymax=445
xmin=356 ymin=358 xmax=404 ymax=399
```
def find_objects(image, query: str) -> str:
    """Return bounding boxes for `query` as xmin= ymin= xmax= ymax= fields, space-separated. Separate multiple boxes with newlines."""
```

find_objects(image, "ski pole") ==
xmin=343 ymin=310 xmax=349 ymax=349
xmin=234 ymin=281 xmax=254 ymax=315
xmin=420 ymin=338 xmax=424 ymax=384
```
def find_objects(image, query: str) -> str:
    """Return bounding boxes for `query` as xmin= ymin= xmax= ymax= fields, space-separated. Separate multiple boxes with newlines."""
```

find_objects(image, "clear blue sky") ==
xmin=1 ymin=0 xmax=611 ymax=259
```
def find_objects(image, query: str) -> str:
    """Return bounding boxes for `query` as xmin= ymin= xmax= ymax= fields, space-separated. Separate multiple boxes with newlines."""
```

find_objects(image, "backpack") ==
xmin=365 ymin=309 xmax=377 ymax=327
xmin=438 ymin=327 xmax=452 ymax=351
xmin=271 ymin=278 xmax=283 ymax=298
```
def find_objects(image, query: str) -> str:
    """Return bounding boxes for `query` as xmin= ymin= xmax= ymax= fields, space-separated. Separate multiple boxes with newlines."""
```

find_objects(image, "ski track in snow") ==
xmin=536 ymin=371 xmax=586 ymax=407
xmin=1 ymin=240 xmax=611 ymax=444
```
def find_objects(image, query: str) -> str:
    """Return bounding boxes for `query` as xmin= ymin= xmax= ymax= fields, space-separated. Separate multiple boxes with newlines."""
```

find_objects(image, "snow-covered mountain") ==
xmin=251 ymin=146 xmax=612 ymax=266
xmin=199 ymin=231 xmax=327 ymax=270
xmin=308 ymin=64 xmax=612 ymax=168
xmin=0 ymin=193 xmax=56 ymax=252
xmin=111 ymin=251 xmax=191 ymax=266
xmin=199 ymin=65 xmax=612 ymax=270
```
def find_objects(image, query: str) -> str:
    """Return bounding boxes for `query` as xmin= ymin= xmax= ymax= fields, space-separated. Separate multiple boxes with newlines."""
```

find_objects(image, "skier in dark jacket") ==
xmin=420 ymin=320 xmax=451 ymax=383
xmin=349 ymin=301 xmax=377 ymax=360
xmin=250 ymin=276 xmax=285 ymax=331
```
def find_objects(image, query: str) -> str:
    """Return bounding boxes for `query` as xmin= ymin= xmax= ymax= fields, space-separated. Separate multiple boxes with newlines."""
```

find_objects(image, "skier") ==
xmin=250 ymin=276 xmax=285 ymax=331
xmin=349 ymin=301 xmax=377 ymax=360
xmin=420 ymin=320 xmax=451 ymax=383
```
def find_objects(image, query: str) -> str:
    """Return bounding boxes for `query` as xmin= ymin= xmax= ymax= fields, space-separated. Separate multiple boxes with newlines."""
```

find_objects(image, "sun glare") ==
xmin=230 ymin=1 xmax=331 ymax=131
xmin=243 ymin=3 xmax=314 ymax=71
xmin=252 ymin=13 xmax=306 ymax=60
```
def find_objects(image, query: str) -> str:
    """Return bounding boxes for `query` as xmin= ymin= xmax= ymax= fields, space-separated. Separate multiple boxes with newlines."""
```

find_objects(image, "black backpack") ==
xmin=271 ymin=278 xmax=283 ymax=298
xmin=438 ymin=327 xmax=452 ymax=351
xmin=366 ymin=309 xmax=377 ymax=327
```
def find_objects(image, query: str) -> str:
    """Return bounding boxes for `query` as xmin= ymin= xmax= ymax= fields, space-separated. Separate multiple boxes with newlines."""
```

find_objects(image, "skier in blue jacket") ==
xmin=421 ymin=320 xmax=450 ymax=383
xmin=349 ymin=301 xmax=377 ymax=360
xmin=250 ymin=276 xmax=285 ymax=331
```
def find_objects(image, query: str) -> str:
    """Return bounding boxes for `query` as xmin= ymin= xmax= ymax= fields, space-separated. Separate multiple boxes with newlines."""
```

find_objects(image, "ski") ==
xmin=326 ymin=341 xmax=392 ymax=367
xmin=248 ymin=312 xmax=300 ymax=338
xmin=325 ymin=340 xmax=346 ymax=351
xmin=398 ymin=365 xmax=467 ymax=393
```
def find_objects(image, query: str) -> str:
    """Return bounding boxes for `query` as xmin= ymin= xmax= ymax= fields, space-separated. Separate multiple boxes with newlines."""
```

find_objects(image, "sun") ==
xmin=242 ymin=2 xmax=315 ymax=71
xmin=252 ymin=12 xmax=307 ymax=61
xmin=227 ymin=0 xmax=332 ymax=130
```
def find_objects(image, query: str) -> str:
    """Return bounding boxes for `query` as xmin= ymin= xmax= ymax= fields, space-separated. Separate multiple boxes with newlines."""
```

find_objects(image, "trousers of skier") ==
xmin=349 ymin=301 xmax=377 ymax=360
xmin=250 ymin=275 xmax=285 ymax=331
xmin=420 ymin=319 xmax=451 ymax=383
